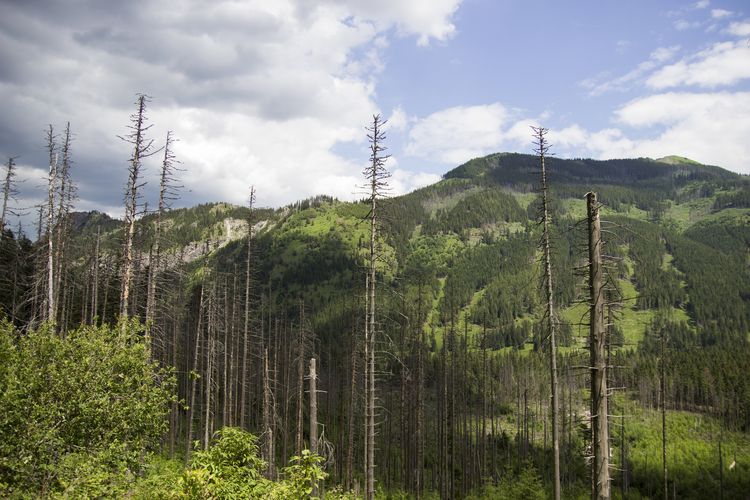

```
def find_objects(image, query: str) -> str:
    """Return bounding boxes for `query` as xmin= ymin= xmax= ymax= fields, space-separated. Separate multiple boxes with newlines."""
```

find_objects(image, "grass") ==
xmin=560 ymin=254 xmax=690 ymax=351
xmin=421 ymin=186 xmax=480 ymax=218
xmin=621 ymin=403 xmax=750 ymax=499
xmin=560 ymin=198 xmax=650 ymax=222
xmin=662 ymin=197 xmax=715 ymax=231
xmin=511 ymin=191 xmax=537 ymax=210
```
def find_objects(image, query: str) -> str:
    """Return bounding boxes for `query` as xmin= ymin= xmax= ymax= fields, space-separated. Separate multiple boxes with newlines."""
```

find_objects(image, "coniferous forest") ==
xmin=1 ymin=105 xmax=749 ymax=499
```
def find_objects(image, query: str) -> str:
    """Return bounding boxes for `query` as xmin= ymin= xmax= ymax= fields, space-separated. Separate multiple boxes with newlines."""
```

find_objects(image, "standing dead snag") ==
xmin=53 ymin=122 xmax=76 ymax=328
xmin=240 ymin=186 xmax=255 ymax=429
xmin=263 ymin=347 xmax=275 ymax=478
xmin=1 ymin=157 xmax=21 ymax=235
xmin=45 ymin=125 xmax=58 ymax=324
xmin=146 ymin=130 xmax=180 ymax=349
xmin=532 ymin=125 xmax=562 ymax=500
xmin=119 ymin=94 xmax=157 ymax=321
xmin=309 ymin=357 xmax=318 ymax=496
xmin=363 ymin=114 xmax=390 ymax=500
xmin=587 ymin=192 xmax=610 ymax=500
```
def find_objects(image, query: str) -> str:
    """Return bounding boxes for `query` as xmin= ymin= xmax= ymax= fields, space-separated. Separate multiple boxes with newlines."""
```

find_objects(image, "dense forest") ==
xmin=0 ymin=109 xmax=749 ymax=499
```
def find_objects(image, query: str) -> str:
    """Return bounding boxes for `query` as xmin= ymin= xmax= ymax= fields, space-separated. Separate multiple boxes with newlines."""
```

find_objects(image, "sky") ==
xmin=1 ymin=0 xmax=749 ymax=224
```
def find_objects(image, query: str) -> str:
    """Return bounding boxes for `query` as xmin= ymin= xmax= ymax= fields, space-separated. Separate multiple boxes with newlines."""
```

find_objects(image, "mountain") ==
xmin=2 ymin=152 xmax=749 ymax=498
xmin=61 ymin=152 xmax=749 ymax=347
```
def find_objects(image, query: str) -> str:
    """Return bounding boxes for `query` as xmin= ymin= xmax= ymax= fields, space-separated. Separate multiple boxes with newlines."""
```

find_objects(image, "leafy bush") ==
xmin=0 ymin=319 xmax=175 ymax=496
xmin=179 ymin=427 xmax=329 ymax=499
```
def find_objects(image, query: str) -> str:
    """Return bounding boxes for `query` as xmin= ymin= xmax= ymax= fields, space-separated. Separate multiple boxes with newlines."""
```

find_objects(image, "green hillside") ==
xmin=1 ymin=152 xmax=749 ymax=498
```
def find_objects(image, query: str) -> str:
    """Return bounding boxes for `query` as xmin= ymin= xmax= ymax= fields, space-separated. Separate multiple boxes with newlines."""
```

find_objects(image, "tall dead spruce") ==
xmin=45 ymin=125 xmax=58 ymax=324
xmin=146 ymin=130 xmax=180 ymax=348
xmin=119 ymin=94 xmax=157 ymax=322
xmin=363 ymin=114 xmax=390 ymax=500
xmin=587 ymin=192 xmax=610 ymax=500
xmin=532 ymin=126 xmax=561 ymax=500
xmin=240 ymin=186 xmax=255 ymax=428
xmin=0 ymin=157 xmax=20 ymax=234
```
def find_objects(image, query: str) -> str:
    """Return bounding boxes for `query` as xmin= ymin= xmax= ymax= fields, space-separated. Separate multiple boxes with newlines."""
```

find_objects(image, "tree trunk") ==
xmin=120 ymin=95 xmax=151 ymax=322
xmin=587 ymin=192 xmax=610 ymax=500
xmin=310 ymin=357 xmax=318 ymax=495
xmin=264 ymin=347 xmax=276 ymax=478
xmin=186 ymin=283 xmax=205 ymax=464
xmin=534 ymin=125 xmax=562 ymax=500
xmin=45 ymin=126 xmax=57 ymax=324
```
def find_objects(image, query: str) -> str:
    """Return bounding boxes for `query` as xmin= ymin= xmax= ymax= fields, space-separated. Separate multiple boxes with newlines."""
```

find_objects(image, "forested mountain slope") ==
xmin=1 ymin=152 xmax=748 ymax=497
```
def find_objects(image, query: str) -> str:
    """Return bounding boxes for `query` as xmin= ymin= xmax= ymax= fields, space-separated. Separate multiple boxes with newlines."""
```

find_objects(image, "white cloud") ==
xmin=727 ymin=20 xmax=750 ymax=37
xmin=405 ymin=103 xmax=509 ymax=164
xmin=711 ymin=8 xmax=732 ymax=19
xmin=548 ymin=125 xmax=588 ymax=149
xmin=674 ymin=19 xmax=701 ymax=30
xmin=342 ymin=0 xmax=462 ymax=46
xmin=390 ymin=168 xmax=441 ymax=195
xmin=582 ymin=46 xmax=680 ymax=95
xmin=694 ymin=1 xmax=710 ymax=9
xmin=554 ymin=92 xmax=750 ymax=174
xmin=647 ymin=41 xmax=750 ymax=88
xmin=387 ymin=106 xmax=409 ymax=131
xmin=0 ymin=0 xmax=465 ymax=212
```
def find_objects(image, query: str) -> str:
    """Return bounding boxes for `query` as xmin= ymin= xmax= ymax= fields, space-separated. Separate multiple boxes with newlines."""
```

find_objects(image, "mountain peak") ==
xmin=655 ymin=155 xmax=702 ymax=166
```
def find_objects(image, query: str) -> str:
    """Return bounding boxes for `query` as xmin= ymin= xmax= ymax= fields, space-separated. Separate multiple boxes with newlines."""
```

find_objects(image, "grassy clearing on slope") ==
xmin=511 ymin=191 xmax=537 ymax=210
xmin=561 ymin=198 xmax=650 ymax=222
xmin=663 ymin=197 xmax=714 ymax=231
xmin=560 ymin=255 xmax=690 ymax=351
xmin=422 ymin=185 xmax=480 ymax=218
xmin=622 ymin=404 xmax=750 ymax=499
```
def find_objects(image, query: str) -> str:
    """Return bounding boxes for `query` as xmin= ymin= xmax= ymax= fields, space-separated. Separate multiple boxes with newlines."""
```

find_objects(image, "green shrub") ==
xmin=0 ymin=319 xmax=175 ymax=496
xmin=179 ymin=427 xmax=329 ymax=499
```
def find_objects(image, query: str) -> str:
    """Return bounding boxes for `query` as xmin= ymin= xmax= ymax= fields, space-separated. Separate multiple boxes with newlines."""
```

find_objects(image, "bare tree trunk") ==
xmin=661 ymin=328 xmax=668 ymax=500
xmin=90 ymin=226 xmax=100 ymax=325
xmin=120 ymin=94 xmax=154 ymax=322
xmin=416 ymin=284 xmax=425 ymax=499
xmin=363 ymin=273 xmax=370 ymax=495
xmin=204 ymin=285 xmax=215 ymax=450
xmin=264 ymin=347 xmax=275 ymax=478
xmin=1 ymin=157 xmax=18 ymax=233
xmin=186 ymin=283 xmax=205 ymax=465
xmin=240 ymin=187 xmax=255 ymax=429
xmin=310 ymin=357 xmax=318 ymax=495
xmin=346 ymin=325 xmax=358 ymax=491
xmin=587 ymin=192 xmax=610 ymax=500
xmin=533 ymin=125 xmax=562 ymax=500
xmin=296 ymin=301 xmax=306 ymax=456
xmin=54 ymin=122 xmax=73 ymax=327
xmin=45 ymin=126 xmax=57 ymax=324
xmin=363 ymin=114 xmax=389 ymax=500
xmin=146 ymin=131 xmax=177 ymax=354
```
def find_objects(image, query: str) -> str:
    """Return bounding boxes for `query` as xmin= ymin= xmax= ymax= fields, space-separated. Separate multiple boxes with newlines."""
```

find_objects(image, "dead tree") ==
xmin=119 ymin=94 xmax=156 ymax=321
xmin=587 ymin=192 xmax=610 ymax=500
xmin=661 ymin=326 xmax=668 ymax=500
xmin=296 ymin=300 xmax=308 ymax=456
xmin=532 ymin=126 xmax=562 ymax=500
xmin=186 ymin=280 xmax=206 ymax=464
xmin=45 ymin=126 xmax=58 ymax=324
xmin=309 ymin=357 xmax=318 ymax=495
xmin=240 ymin=186 xmax=255 ymax=428
xmin=1 ymin=157 xmax=21 ymax=234
xmin=362 ymin=114 xmax=390 ymax=500
xmin=263 ymin=347 xmax=276 ymax=478
xmin=146 ymin=130 xmax=180 ymax=347
xmin=53 ymin=123 xmax=76 ymax=326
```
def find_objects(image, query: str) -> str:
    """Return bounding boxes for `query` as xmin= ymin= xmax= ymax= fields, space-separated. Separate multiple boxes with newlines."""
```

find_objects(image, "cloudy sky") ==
xmin=1 ymin=0 xmax=749 ymax=222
